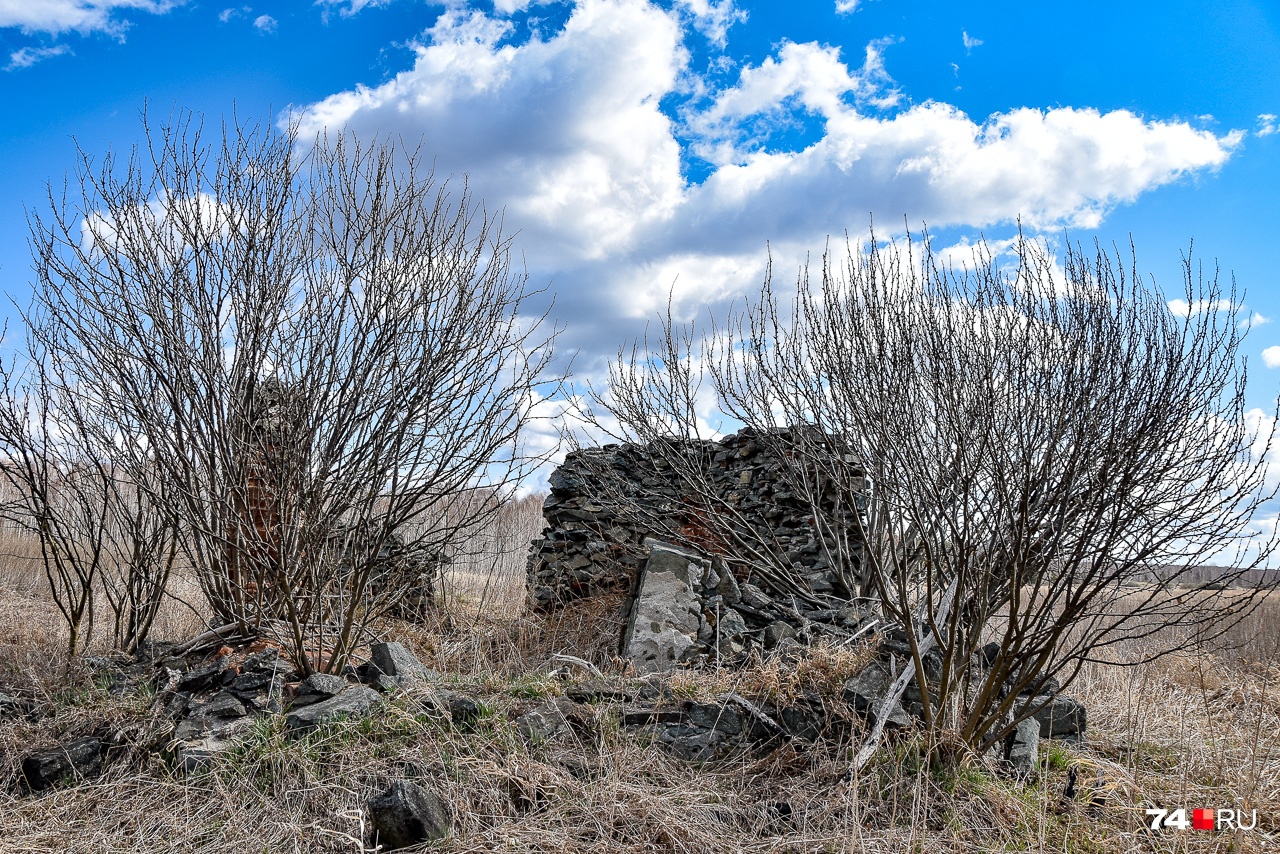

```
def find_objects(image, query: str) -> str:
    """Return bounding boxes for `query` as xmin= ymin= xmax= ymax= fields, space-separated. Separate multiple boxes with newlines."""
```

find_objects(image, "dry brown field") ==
xmin=1 ymin=503 xmax=1278 ymax=853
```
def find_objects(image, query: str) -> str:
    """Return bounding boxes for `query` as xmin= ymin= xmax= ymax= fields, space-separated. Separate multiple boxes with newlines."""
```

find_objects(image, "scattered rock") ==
xmin=1006 ymin=716 xmax=1040 ymax=778
xmin=191 ymin=691 xmax=247 ymax=719
xmin=177 ymin=736 xmax=237 ymax=775
xmin=285 ymin=686 xmax=382 ymax=732
xmin=762 ymin=622 xmax=796 ymax=649
xmin=291 ymin=673 xmax=350 ymax=707
xmin=21 ymin=737 xmax=105 ymax=792
xmin=1030 ymin=694 xmax=1087 ymax=742
xmin=367 ymin=779 xmax=452 ymax=850
xmin=365 ymin=642 xmax=433 ymax=687
xmin=515 ymin=698 xmax=574 ymax=744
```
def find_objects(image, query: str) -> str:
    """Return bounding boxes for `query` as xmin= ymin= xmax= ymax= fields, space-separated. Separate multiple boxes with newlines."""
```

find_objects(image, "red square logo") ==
xmin=1192 ymin=809 xmax=1215 ymax=831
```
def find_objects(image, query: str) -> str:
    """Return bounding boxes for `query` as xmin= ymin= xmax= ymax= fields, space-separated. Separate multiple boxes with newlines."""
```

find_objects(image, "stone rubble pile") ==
xmin=149 ymin=639 xmax=432 ymax=773
xmin=528 ymin=428 xmax=870 ymax=656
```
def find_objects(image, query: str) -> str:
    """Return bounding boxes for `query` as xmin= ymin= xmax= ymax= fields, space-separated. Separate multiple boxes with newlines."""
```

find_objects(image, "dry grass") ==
xmin=3 ymin=512 xmax=1280 ymax=852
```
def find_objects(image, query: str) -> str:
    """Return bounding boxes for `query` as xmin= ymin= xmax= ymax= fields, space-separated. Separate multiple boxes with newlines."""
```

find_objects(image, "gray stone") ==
xmin=293 ymin=672 xmax=350 ymax=705
xmin=367 ymin=642 xmax=432 ymax=685
xmin=686 ymin=701 xmax=744 ymax=736
xmin=656 ymin=724 xmax=719 ymax=761
xmin=621 ymin=542 xmax=707 ymax=672
xmin=285 ymin=686 xmax=383 ymax=732
xmin=177 ymin=736 xmax=236 ymax=775
xmin=763 ymin=621 xmax=796 ymax=649
xmin=191 ymin=692 xmax=247 ymax=719
xmin=842 ymin=664 xmax=912 ymax=728
xmin=772 ymin=637 xmax=804 ymax=659
xmin=177 ymin=660 xmax=229 ymax=692
xmin=1030 ymin=694 xmax=1087 ymax=741
xmin=22 ymin=737 xmax=104 ymax=791
xmin=715 ymin=608 xmax=748 ymax=640
xmin=717 ymin=567 xmax=742 ymax=605
xmin=1006 ymin=716 xmax=1040 ymax=778
xmin=447 ymin=694 xmax=483 ymax=725
xmin=516 ymin=698 xmax=574 ymax=743
xmin=739 ymin=583 xmax=773 ymax=610
xmin=367 ymin=779 xmax=452 ymax=850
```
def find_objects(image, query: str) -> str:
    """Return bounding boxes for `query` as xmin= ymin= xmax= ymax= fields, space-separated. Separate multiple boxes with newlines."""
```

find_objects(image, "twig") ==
xmin=171 ymin=622 xmax=246 ymax=656
xmin=550 ymin=653 xmax=605 ymax=678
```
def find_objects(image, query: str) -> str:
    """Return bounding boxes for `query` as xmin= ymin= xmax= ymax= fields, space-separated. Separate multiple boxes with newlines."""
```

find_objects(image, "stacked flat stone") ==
xmin=527 ymin=427 xmax=871 ymax=652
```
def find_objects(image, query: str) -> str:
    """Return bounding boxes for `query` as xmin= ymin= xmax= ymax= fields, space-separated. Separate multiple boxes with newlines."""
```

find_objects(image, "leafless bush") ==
xmin=593 ymin=231 xmax=1279 ymax=757
xmin=14 ymin=109 xmax=560 ymax=672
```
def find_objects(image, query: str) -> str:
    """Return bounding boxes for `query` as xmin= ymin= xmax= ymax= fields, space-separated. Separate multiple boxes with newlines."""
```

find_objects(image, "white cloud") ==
xmin=962 ymin=30 xmax=982 ymax=54
xmin=253 ymin=13 xmax=275 ymax=32
xmin=218 ymin=6 xmax=249 ymax=23
xmin=315 ymin=0 xmax=391 ymax=16
xmin=671 ymin=0 xmax=744 ymax=47
xmin=1257 ymin=113 xmax=1278 ymax=137
xmin=1167 ymin=298 xmax=1236 ymax=317
xmin=835 ymin=0 xmax=859 ymax=13
xmin=0 ymin=0 xmax=181 ymax=37
xmin=292 ymin=0 xmax=1245 ymax=352
xmin=6 ymin=43 xmax=71 ymax=69
xmin=1262 ymin=346 xmax=1280 ymax=369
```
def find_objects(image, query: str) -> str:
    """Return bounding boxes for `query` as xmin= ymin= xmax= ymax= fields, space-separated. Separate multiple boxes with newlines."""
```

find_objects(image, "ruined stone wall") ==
xmin=526 ymin=428 xmax=872 ymax=658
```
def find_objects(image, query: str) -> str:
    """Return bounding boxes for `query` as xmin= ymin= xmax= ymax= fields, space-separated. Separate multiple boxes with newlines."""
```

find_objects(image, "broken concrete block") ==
xmin=621 ymin=541 xmax=708 ymax=672
xmin=1006 ymin=716 xmax=1040 ymax=778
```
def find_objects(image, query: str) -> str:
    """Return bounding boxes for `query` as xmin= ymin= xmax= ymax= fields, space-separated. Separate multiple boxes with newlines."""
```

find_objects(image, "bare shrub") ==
xmin=592 ymin=231 xmax=1279 ymax=758
xmin=14 ymin=109 xmax=560 ymax=672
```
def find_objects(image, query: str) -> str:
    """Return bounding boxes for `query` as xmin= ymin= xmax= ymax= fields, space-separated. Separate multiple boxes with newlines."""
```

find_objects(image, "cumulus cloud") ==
xmin=0 ymin=0 xmax=181 ymax=37
xmin=6 ymin=43 xmax=71 ymax=70
xmin=835 ymin=0 xmax=860 ymax=13
xmin=253 ymin=13 xmax=276 ymax=32
xmin=962 ymin=30 xmax=982 ymax=53
xmin=218 ymin=6 xmax=249 ymax=23
xmin=1263 ymin=346 xmax=1280 ymax=369
xmin=1258 ymin=113 xmax=1278 ymax=137
xmin=291 ymin=0 xmax=1244 ymax=359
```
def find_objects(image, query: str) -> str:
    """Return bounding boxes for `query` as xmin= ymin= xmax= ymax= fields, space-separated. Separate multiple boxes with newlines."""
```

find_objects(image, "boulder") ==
xmin=1030 ymin=694 xmax=1087 ymax=742
xmin=367 ymin=779 xmax=452 ymax=850
xmin=21 ymin=737 xmax=105 ymax=792
xmin=365 ymin=642 xmax=433 ymax=687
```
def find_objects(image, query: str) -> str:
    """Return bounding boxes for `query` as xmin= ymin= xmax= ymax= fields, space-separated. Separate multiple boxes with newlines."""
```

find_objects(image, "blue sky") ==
xmin=1 ymin=0 xmax=1278 ymax=422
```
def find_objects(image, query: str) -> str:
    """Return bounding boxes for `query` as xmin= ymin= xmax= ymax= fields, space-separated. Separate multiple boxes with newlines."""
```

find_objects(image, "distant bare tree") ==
xmin=596 ymin=232 xmax=1278 ymax=758
xmin=18 ymin=110 xmax=560 ymax=673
